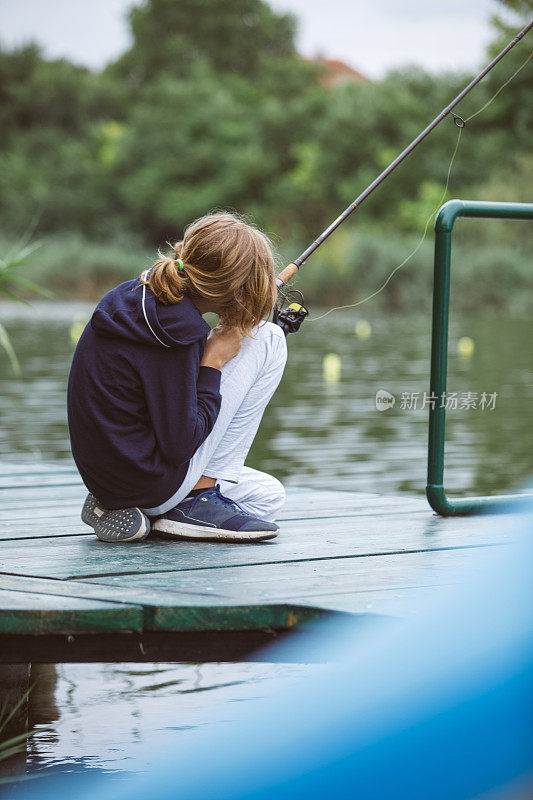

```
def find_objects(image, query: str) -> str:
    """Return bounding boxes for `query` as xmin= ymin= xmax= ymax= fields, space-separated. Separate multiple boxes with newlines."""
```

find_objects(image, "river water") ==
xmin=1 ymin=301 xmax=531 ymax=781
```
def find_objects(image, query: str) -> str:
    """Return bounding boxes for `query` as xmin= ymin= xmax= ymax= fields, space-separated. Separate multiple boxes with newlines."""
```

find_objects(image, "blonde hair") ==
xmin=141 ymin=212 xmax=277 ymax=335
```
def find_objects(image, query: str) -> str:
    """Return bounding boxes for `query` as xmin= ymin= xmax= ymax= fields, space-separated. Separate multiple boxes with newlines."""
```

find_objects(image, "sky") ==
xmin=0 ymin=0 xmax=516 ymax=79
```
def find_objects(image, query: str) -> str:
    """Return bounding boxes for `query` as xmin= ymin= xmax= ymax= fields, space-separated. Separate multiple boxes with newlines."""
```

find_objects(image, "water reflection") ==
xmin=26 ymin=663 xmax=318 ymax=776
xmin=0 ymin=302 xmax=531 ymax=780
xmin=0 ymin=302 xmax=531 ymax=495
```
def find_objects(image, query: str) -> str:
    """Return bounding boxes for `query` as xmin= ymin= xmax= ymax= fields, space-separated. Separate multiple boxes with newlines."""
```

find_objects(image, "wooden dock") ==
xmin=0 ymin=462 xmax=521 ymax=662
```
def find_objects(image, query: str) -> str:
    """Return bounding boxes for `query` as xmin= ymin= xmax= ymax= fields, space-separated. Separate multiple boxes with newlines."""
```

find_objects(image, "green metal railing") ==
xmin=426 ymin=199 xmax=533 ymax=516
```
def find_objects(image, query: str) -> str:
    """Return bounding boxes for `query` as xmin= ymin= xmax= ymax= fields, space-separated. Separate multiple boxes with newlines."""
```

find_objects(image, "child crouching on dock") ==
xmin=67 ymin=213 xmax=287 ymax=543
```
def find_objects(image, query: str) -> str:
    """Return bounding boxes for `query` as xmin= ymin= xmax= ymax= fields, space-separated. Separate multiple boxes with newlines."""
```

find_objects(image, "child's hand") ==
xmin=201 ymin=325 xmax=243 ymax=370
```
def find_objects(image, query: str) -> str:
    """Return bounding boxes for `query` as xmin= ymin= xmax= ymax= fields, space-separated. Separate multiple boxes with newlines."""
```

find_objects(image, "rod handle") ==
xmin=276 ymin=262 xmax=299 ymax=287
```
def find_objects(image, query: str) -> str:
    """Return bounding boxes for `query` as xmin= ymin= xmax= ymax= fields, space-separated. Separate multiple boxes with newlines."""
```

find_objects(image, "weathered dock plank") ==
xmin=0 ymin=486 xmax=424 ymax=529
xmin=0 ymin=463 xmax=80 ymax=490
xmin=0 ymin=575 xmax=329 ymax=632
xmin=80 ymin=547 xmax=484 ymax=607
xmin=0 ymin=461 xmax=524 ymax=661
xmin=0 ymin=514 xmax=511 ymax=580
xmin=0 ymin=589 xmax=143 ymax=634
xmin=0 ymin=492 xmax=423 ymax=521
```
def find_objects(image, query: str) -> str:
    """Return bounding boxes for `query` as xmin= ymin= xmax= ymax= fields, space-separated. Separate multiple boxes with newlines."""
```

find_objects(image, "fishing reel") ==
xmin=273 ymin=288 xmax=309 ymax=336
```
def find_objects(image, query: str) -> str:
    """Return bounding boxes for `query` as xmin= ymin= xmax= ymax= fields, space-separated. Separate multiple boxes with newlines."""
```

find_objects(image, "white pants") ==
xmin=142 ymin=321 xmax=288 ymax=522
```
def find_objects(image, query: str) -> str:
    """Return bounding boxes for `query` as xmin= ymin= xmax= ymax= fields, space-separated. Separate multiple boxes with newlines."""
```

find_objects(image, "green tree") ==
xmin=110 ymin=0 xmax=297 ymax=84
xmin=0 ymin=44 xmax=130 ymax=237
xmin=114 ymin=69 xmax=265 ymax=240
xmin=0 ymin=0 xmax=530 ymax=250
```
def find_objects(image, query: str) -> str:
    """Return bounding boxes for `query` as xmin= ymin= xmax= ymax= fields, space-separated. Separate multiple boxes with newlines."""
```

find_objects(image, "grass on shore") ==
xmin=0 ymin=226 xmax=530 ymax=315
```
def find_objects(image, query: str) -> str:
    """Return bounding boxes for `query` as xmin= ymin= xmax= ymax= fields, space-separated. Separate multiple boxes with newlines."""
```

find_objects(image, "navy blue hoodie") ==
xmin=67 ymin=278 xmax=222 ymax=509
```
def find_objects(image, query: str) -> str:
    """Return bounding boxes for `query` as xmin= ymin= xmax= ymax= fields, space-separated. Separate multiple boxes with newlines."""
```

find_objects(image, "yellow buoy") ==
xmin=323 ymin=353 xmax=341 ymax=382
xmin=458 ymin=336 xmax=475 ymax=358
xmin=69 ymin=318 xmax=88 ymax=346
xmin=355 ymin=319 xmax=372 ymax=339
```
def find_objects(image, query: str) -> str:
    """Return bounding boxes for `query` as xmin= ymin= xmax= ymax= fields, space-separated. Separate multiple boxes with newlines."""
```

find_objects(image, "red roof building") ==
xmin=310 ymin=56 xmax=368 ymax=87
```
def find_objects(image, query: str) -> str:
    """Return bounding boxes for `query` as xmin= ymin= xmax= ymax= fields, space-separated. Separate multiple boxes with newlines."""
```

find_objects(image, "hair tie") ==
xmin=176 ymin=258 xmax=184 ymax=271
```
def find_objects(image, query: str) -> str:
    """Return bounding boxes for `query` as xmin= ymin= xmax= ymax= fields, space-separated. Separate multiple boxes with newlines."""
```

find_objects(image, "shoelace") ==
xmin=189 ymin=485 xmax=245 ymax=515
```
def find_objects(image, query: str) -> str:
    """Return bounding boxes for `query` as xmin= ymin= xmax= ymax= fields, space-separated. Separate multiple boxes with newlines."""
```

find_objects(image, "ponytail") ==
xmin=140 ymin=213 xmax=277 ymax=335
xmin=140 ymin=242 xmax=188 ymax=304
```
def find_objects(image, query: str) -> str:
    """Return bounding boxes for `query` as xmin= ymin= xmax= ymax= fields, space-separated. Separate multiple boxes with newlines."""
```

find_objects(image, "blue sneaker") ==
xmin=81 ymin=493 xmax=150 ymax=543
xmin=151 ymin=485 xmax=279 ymax=542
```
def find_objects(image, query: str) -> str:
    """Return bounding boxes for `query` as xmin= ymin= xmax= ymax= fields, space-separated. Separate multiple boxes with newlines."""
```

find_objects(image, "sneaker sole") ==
xmin=151 ymin=518 xmax=278 ymax=542
xmin=81 ymin=495 xmax=150 ymax=543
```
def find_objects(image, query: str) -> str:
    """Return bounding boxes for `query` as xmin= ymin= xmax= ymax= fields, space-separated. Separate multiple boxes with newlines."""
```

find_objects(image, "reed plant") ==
xmin=0 ymin=685 xmax=41 ymax=782
xmin=0 ymin=228 xmax=51 ymax=375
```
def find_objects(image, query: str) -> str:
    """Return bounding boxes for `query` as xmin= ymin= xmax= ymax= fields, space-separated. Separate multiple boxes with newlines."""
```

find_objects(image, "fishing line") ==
xmin=303 ymin=45 xmax=532 ymax=323
xmin=309 ymin=126 xmax=462 ymax=322
xmin=465 ymin=48 xmax=532 ymax=122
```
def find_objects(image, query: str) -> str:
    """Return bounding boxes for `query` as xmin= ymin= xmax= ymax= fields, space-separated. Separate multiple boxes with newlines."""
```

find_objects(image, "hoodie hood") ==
xmin=91 ymin=277 xmax=210 ymax=348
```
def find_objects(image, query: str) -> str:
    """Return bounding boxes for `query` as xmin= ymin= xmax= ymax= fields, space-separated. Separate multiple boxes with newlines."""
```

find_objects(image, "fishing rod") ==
xmin=273 ymin=20 xmax=532 ymax=335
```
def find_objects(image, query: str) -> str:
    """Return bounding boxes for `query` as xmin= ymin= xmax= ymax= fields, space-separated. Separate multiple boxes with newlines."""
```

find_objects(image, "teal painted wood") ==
xmin=0 ymin=462 xmax=80 ymax=489
xmin=0 ymin=462 xmax=77 ymax=474
xmin=0 ymin=511 xmax=513 ymax=579
xmin=303 ymin=587 xmax=437 ymax=617
xmin=0 ymin=503 xmax=429 ymax=541
xmin=0 ymin=575 xmax=185 ymax=608
xmin=81 ymin=547 xmax=497 ymax=606
xmin=0 ymin=493 xmax=424 ymax=528
xmin=0 ymin=464 xmax=522 ymax=642
xmin=0 ymin=482 xmax=420 ymax=511
xmin=0 ymin=576 xmax=332 ymax=632
xmin=0 ymin=589 xmax=143 ymax=634
xmin=0 ymin=470 xmax=426 ymax=543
